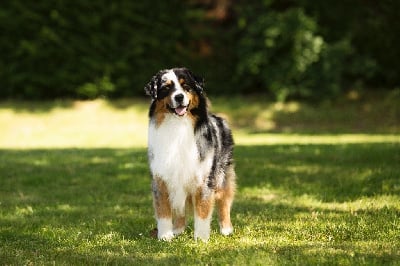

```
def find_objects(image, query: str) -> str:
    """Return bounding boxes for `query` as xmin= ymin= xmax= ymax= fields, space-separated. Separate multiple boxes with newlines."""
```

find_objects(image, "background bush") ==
xmin=235 ymin=5 xmax=329 ymax=100
xmin=0 ymin=0 xmax=399 ymax=100
xmin=0 ymin=1 xmax=194 ymax=99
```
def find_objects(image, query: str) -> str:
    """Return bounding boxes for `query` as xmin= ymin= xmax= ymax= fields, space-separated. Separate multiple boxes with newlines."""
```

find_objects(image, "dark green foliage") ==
xmin=235 ymin=5 xmax=330 ymax=100
xmin=0 ymin=1 xmax=399 ymax=99
xmin=300 ymin=0 xmax=400 ymax=88
xmin=0 ymin=1 xmax=193 ymax=99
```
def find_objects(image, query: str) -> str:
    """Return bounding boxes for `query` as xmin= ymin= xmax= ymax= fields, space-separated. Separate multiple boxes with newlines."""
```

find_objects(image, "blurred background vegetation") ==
xmin=1 ymin=0 xmax=399 ymax=100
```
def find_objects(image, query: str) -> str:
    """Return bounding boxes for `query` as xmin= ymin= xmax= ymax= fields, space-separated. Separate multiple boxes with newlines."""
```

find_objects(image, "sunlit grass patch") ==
xmin=234 ymin=133 xmax=400 ymax=146
xmin=0 ymin=98 xmax=399 ymax=149
xmin=0 ymin=99 xmax=149 ymax=149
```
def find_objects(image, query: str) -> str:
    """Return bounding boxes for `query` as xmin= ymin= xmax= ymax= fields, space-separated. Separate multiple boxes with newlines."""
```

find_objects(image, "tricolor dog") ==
xmin=145 ymin=67 xmax=236 ymax=241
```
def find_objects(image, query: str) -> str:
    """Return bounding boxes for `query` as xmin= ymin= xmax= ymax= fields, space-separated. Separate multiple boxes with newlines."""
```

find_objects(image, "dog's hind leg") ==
xmin=152 ymin=177 xmax=174 ymax=241
xmin=216 ymin=166 xmax=236 ymax=236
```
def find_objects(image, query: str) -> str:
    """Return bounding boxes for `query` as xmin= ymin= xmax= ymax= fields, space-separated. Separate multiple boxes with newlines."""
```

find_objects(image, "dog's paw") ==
xmin=194 ymin=226 xmax=210 ymax=242
xmin=194 ymin=216 xmax=211 ymax=242
xmin=220 ymin=226 xmax=233 ymax=236
xmin=158 ymin=230 xmax=174 ymax=241
xmin=194 ymin=232 xmax=210 ymax=242
xmin=157 ymin=218 xmax=174 ymax=241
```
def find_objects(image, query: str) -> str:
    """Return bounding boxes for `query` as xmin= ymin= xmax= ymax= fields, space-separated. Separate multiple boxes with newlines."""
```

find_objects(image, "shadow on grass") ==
xmin=0 ymin=144 xmax=399 ymax=264
xmin=1 ymin=143 xmax=398 ymax=206
xmin=235 ymin=143 xmax=400 ymax=201
xmin=212 ymin=91 xmax=400 ymax=134
xmin=0 ymin=148 xmax=153 ymax=235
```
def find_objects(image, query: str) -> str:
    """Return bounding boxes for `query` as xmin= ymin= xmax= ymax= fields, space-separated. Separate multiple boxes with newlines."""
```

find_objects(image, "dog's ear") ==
xmin=186 ymin=69 xmax=205 ymax=94
xmin=144 ymin=71 xmax=164 ymax=99
xmin=144 ymin=75 xmax=158 ymax=100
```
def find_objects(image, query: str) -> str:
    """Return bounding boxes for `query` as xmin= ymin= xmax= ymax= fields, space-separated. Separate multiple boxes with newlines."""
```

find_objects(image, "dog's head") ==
xmin=145 ymin=67 xmax=205 ymax=117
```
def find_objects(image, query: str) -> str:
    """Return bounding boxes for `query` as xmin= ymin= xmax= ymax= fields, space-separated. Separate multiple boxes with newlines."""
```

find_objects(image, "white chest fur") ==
xmin=148 ymin=114 xmax=213 ymax=214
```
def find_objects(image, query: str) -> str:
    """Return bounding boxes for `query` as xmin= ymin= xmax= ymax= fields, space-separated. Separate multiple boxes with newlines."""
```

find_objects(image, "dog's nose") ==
xmin=174 ymin=94 xmax=184 ymax=103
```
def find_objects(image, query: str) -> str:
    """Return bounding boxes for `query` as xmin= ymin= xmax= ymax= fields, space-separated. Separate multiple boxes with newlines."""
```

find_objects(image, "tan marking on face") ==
xmin=179 ymin=78 xmax=185 ymax=85
xmin=164 ymin=79 xmax=172 ymax=86
xmin=153 ymin=177 xmax=172 ymax=219
xmin=154 ymin=97 xmax=170 ymax=127
xmin=194 ymin=188 xmax=214 ymax=219
xmin=187 ymin=91 xmax=200 ymax=126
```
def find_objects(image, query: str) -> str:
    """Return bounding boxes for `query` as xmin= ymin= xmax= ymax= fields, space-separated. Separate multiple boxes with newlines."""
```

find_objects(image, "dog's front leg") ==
xmin=193 ymin=188 xmax=215 ymax=242
xmin=152 ymin=177 xmax=174 ymax=241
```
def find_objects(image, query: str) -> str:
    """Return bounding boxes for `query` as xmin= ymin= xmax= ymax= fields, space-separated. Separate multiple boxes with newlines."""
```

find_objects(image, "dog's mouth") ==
xmin=168 ymin=104 xmax=188 ymax=116
xmin=175 ymin=105 xmax=188 ymax=116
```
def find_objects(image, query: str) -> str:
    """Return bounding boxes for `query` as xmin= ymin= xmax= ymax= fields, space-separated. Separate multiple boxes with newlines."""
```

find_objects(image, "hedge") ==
xmin=0 ymin=0 xmax=398 ymax=100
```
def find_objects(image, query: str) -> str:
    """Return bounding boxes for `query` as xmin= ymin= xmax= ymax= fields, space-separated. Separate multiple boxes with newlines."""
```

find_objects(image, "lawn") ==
xmin=0 ymin=94 xmax=399 ymax=265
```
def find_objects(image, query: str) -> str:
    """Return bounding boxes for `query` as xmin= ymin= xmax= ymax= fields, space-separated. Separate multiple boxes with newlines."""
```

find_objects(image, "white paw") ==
xmin=194 ymin=217 xmax=211 ymax=242
xmin=220 ymin=227 xmax=233 ymax=236
xmin=158 ymin=230 xmax=174 ymax=241
xmin=194 ymin=230 xmax=210 ymax=242
xmin=157 ymin=218 xmax=174 ymax=241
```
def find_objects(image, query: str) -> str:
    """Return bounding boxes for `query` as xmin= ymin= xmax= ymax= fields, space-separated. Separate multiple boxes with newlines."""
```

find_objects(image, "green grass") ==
xmin=0 ymin=95 xmax=399 ymax=265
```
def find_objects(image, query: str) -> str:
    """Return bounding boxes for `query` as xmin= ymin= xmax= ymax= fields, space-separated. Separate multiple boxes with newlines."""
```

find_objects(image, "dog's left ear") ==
xmin=144 ymin=71 xmax=163 ymax=99
xmin=187 ymin=69 xmax=205 ymax=94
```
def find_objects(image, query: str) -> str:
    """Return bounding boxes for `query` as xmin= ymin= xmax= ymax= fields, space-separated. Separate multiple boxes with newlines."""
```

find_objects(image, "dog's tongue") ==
xmin=175 ymin=106 xmax=187 ymax=116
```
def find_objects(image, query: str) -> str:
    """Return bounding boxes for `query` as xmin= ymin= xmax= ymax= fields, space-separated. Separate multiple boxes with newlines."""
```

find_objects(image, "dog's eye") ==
xmin=157 ymin=85 xmax=170 ymax=99
xmin=160 ymin=85 xmax=170 ymax=91
xmin=182 ymin=84 xmax=191 ymax=91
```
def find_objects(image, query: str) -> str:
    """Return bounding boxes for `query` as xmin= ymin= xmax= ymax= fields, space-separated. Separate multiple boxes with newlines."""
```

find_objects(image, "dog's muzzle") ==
xmin=169 ymin=93 xmax=189 ymax=116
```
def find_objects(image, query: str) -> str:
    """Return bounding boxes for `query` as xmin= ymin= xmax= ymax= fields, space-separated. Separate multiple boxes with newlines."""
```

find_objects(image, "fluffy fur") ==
xmin=145 ymin=67 xmax=236 ymax=242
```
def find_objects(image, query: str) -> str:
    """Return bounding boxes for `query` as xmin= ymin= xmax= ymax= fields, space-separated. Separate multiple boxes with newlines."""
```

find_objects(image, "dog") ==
xmin=144 ymin=67 xmax=236 ymax=241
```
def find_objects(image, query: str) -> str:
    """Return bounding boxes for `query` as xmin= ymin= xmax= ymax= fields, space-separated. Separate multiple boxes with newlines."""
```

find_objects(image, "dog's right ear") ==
xmin=145 ymin=69 xmax=169 ymax=99
xmin=144 ymin=74 xmax=159 ymax=100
